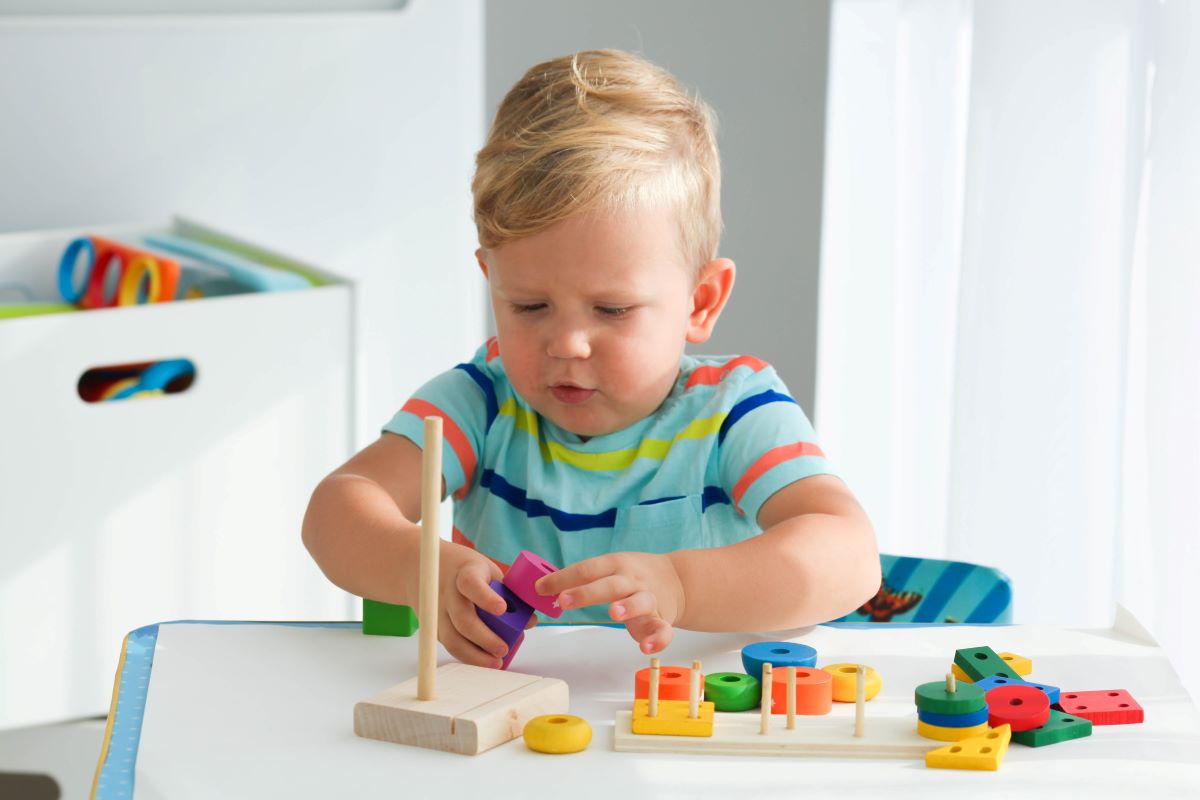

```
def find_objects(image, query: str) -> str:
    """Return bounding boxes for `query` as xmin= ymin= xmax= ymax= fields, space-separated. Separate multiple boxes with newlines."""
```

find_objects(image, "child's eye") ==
xmin=597 ymin=306 xmax=632 ymax=318
xmin=510 ymin=303 xmax=546 ymax=314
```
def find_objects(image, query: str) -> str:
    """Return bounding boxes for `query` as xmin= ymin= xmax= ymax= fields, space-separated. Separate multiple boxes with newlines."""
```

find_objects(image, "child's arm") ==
xmin=301 ymin=434 xmax=519 ymax=668
xmin=535 ymin=475 xmax=880 ymax=653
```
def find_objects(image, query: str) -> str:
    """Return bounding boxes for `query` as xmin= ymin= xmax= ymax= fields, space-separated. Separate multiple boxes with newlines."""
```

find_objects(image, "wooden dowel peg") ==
xmin=760 ymin=662 xmax=773 ymax=734
xmin=417 ymin=416 xmax=443 ymax=701
xmin=786 ymin=666 xmax=796 ymax=730
xmin=652 ymin=662 xmax=662 ymax=714
xmin=946 ymin=672 xmax=956 ymax=694
xmin=854 ymin=665 xmax=866 ymax=738
xmin=690 ymin=660 xmax=701 ymax=719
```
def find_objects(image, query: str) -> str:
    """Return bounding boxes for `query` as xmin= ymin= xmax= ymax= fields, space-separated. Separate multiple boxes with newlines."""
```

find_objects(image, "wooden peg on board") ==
xmin=786 ymin=667 xmax=797 ymax=730
xmin=761 ymin=662 xmax=773 ymax=734
xmin=854 ymin=665 xmax=866 ymax=738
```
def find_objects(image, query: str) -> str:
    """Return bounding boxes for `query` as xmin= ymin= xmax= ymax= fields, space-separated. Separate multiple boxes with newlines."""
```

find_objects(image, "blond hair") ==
xmin=472 ymin=49 xmax=722 ymax=273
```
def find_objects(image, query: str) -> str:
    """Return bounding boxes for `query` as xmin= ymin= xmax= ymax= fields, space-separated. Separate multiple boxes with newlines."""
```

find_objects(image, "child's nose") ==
xmin=546 ymin=323 xmax=591 ymax=360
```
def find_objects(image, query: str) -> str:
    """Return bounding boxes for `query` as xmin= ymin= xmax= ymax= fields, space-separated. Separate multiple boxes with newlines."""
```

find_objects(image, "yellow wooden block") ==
xmin=823 ymin=663 xmax=882 ymax=702
xmin=998 ymin=652 xmax=1032 ymax=676
xmin=950 ymin=663 xmax=974 ymax=684
xmin=917 ymin=719 xmax=989 ymax=741
xmin=925 ymin=725 xmax=1011 ymax=771
xmin=631 ymin=698 xmax=714 ymax=737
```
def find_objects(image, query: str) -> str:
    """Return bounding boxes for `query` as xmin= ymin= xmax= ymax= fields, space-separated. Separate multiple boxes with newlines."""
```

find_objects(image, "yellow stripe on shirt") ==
xmin=498 ymin=398 xmax=727 ymax=471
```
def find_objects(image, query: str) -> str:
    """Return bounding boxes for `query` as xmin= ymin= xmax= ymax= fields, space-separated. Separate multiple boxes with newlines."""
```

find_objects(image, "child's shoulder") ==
xmin=677 ymin=352 xmax=787 ymax=400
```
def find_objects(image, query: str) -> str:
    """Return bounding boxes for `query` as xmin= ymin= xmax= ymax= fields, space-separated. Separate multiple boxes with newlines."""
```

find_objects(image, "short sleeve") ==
xmin=381 ymin=345 xmax=496 ymax=499
xmin=716 ymin=365 xmax=836 ymax=524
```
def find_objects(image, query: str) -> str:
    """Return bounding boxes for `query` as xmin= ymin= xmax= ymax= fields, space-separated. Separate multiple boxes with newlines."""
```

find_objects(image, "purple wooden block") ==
xmin=502 ymin=550 xmax=563 ymax=618
xmin=476 ymin=580 xmax=534 ymax=669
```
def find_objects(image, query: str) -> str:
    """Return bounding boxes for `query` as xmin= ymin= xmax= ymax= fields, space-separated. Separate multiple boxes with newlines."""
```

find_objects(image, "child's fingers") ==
xmin=624 ymin=614 xmax=673 ymax=654
xmin=535 ymin=553 xmax=618 ymax=596
xmin=555 ymin=574 xmax=634 ymax=611
xmin=456 ymin=566 xmax=506 ymax=615
xmin=524 ymin=615 xmax=539 ymax=630
xmin=439 ymin=609 xmax=502 ymax=668
xmin=447 ymin=594 xmax=510 ymax=661
xmin=608 ymin=589 xmax=657 ymax=622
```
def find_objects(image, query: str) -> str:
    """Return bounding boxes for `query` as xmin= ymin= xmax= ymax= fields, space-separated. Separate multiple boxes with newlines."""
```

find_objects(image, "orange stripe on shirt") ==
xmin=452 ymin=527 xmax=509 ymax=573
xmin=485 ymin=337 xmax=500 ymax=362
xmin=731 ymin=441 xmax=826 ymax=513
xmin=401 ymin=398 xmax=477 ymax=498
xmin=685 ymin=355 xmax=770 ymax=390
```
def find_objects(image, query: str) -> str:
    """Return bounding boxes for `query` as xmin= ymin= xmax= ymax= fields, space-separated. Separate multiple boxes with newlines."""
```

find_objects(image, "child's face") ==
xmin=479 ymin=208 xmax=711 ymax=438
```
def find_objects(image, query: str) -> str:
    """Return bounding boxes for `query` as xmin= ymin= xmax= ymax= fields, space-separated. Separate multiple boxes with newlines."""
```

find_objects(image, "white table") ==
xmin=94 ymin=610 xmax=1200 ymax=798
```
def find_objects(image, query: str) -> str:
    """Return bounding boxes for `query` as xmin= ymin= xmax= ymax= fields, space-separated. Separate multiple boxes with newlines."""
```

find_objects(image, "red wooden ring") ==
xmin=985 ymin=684 xmax=1050 ymax=731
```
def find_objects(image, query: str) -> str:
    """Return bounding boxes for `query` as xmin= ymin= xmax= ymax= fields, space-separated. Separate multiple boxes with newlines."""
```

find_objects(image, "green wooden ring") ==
xmin=914 ymin=680 xmax=986 ymax=715
xmin=704 ymin=672 xmax=762 ymax=711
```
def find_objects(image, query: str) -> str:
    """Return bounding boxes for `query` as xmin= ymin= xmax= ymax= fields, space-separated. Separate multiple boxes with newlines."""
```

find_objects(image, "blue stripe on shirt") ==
xmin=455 ymin=362 xmax=498 ymax=430
xmin=718 ymin=389 xmax=796 ymax=445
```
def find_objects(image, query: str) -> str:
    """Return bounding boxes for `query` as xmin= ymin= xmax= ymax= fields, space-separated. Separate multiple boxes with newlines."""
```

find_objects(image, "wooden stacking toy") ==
xmin=353 ymin=417 xmax=568 ymax=755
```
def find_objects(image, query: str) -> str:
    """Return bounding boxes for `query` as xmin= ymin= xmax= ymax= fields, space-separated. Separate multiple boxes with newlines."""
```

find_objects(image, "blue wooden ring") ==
xmin=917 ymin=705 xmax=990 ymax=728
xmin=741 ymin=641 xmax=817 ymax=681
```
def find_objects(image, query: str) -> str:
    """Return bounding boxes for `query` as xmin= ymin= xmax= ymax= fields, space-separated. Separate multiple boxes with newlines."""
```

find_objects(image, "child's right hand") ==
xmin=437 ymin=545 xmax=535 ymax=668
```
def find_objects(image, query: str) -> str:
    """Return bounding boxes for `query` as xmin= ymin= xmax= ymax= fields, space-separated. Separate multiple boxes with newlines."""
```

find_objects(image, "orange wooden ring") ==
xmin=89 ymin=235 xmax=181 ymax=304
xmin=635 ymin=665 xmax=700 ymax=701
xmin=769 ymin=666 xmax=833 ymax=715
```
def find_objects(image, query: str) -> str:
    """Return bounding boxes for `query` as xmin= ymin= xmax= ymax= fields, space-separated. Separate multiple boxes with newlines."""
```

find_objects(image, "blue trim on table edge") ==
xmin=93 ymin=618 xmax=1008 ymax=798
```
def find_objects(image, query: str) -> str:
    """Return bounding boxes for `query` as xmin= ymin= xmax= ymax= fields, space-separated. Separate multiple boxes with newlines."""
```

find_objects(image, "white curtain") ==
xmin=818 ymin=0 xmax=1199 ymax=694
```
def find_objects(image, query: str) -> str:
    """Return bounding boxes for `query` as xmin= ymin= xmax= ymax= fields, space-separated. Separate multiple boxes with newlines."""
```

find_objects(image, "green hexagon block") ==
xmin=362 ymin=599 xmax=418 ymax=636
xmin=704 ymin=672 xmax=762 ymax=711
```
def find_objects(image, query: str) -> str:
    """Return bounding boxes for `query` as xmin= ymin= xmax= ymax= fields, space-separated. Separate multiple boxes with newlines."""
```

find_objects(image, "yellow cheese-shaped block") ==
xmin=950 ymin=663 xmax=974 ymax=684
xmin=925 ymin=724 xmax=1011 ymax=771
xmin=631 ymin=698 xmax=714 ymax=737
xmin=917 ymin=719 xmax=990 ymax=741
xmin=998 ymin=652 xmax=1032 ymax=676
xmin=822 ymin=664 xmax=883 ymax=702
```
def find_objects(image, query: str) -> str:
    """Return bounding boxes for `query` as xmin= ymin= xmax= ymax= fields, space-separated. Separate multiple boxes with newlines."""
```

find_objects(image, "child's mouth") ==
xmin=551 ymin=385 xmax=596 ymax=404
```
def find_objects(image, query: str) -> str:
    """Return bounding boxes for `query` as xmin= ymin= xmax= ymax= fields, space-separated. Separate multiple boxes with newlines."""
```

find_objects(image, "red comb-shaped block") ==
xmin=1056 ymin=689 xmax=1144 ymax=725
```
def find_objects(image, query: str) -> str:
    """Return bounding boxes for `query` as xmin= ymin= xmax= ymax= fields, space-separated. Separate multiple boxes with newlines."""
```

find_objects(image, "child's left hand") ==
xmin=534 ymin=552 xmax=685 ymax=654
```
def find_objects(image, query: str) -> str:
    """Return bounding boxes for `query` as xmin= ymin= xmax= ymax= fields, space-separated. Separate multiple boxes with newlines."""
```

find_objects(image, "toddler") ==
xmin=303 ymin=49 xmax=880 ymax=668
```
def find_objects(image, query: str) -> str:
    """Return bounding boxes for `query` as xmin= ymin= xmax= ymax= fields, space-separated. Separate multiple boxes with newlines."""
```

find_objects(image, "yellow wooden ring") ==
xmin=117 ymin=256 xmax=162 ymax=306
xmin=917 ymin=720 xmax=990 ymax=742
xmin=523 ymin=714 xmax=592 ymax=754
xmin=822 ymin=663 xmax=882 ymax=702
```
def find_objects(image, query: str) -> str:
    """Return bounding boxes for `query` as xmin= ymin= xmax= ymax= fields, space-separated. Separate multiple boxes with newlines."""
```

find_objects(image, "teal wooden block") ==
xmin=362 ymin=598 xmax=418 ymax=636
xmin=954 ymin=645 xmax=1021 ymax=682
xmin=1011 ymin=708 xmax=1093 ymax=747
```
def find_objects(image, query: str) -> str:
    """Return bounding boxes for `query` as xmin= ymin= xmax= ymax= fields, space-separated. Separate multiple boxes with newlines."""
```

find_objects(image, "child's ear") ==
xmin=475 ymin=248 xmax=490 ymax=280
xmin=686 ymin=258 xmax=736 ymax=344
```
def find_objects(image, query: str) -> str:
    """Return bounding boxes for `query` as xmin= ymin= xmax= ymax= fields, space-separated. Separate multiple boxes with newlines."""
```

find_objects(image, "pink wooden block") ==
xmin=503 ymin=550 xmax=563 ymax=618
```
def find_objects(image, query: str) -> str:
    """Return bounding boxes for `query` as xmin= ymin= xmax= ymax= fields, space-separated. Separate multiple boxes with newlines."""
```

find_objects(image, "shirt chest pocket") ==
xmin=611 ymin=495 xmax=705 ymax=555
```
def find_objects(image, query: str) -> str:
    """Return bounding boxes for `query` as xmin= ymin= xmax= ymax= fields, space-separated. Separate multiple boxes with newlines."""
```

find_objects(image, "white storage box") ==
xmin=0 ymin=218 xmax=356 ymax=729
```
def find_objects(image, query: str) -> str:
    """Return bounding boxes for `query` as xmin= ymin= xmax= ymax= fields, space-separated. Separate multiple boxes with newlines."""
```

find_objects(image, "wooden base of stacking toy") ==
xmin=354 ymin=663 xmax=568 ymax=755
xmin=614 ymin=710 xmax=930 ymax=758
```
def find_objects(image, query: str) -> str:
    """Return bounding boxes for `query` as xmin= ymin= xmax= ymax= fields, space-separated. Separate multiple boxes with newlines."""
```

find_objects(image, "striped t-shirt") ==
xmin=383 ymin=338 xmax=836 ymax=623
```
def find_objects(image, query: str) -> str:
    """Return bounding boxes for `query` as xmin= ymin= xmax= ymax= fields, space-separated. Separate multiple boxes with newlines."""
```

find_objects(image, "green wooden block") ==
xmin=1011 ymin=708 xmax=1093 ymax=747
xmin=704 ymin=672 xmax=762 ymax=711
xmin=914 ymin=680 xmax=986 ymax=715
xmin=954 ymin=645 xmax=1021 ymax=682
xmin=362 ymin=599 xmax=418 ymax=637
